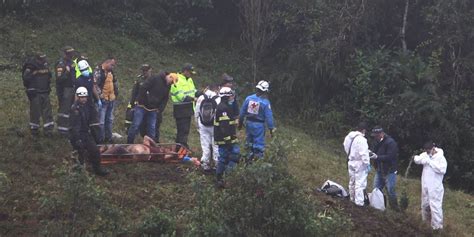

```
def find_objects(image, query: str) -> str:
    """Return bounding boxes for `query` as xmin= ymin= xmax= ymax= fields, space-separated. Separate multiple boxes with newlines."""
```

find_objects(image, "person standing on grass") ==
xmin=238 ymin=80 xmax=275 ymax=162
xmin=370 ymin=126 xmax=400 ymax=211
xmin=94 ymin=56 xmax=118 ymax=143
xmin=22 ymin=52 xmax=54 ymax=137
xmin=170 ymin=63 xmax=197 ymax=150
xmin=413 ymin=141 xmax=447 ymax=230
xmin=55 ymin=46 xmax=76 ymax=136
xmin=195 ymin=84 xmax=220 ymax=172
xmin=214 ymin=87 xmax=240 ymax=188
xmin=343 ymin=122 xmax=371 ymax=206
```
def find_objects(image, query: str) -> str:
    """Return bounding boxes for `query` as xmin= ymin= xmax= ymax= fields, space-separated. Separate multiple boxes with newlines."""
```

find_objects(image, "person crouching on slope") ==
xmin=69 ymin=87 xmax=108 ymax=176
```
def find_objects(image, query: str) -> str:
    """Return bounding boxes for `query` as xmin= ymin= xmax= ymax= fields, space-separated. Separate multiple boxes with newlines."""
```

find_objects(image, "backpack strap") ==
xmin=347 ymin=134 xmax=361 ymax=161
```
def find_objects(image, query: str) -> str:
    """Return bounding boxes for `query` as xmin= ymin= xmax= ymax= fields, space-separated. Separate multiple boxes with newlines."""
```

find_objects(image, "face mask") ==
xmin=81 ymin=70 xmax=90 ymax=77
xmin=228 ymin=99 xmax=234 ymax=105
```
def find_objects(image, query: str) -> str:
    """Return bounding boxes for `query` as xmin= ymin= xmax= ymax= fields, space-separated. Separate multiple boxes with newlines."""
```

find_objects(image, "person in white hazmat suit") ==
xmin=413 ymin=141 xmax=447 ymax=230
xmin=343 ymin=122 xmax=371 ymax=206
xmin=195 ymin=85 xmax=220 ymax=172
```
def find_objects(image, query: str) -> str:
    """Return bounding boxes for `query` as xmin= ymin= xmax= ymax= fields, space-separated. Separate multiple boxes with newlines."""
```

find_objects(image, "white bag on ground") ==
xmin=369 ymin=188 xmax=385 ymax=211
xmin=320 ymin=180 xmax=349 ymax=198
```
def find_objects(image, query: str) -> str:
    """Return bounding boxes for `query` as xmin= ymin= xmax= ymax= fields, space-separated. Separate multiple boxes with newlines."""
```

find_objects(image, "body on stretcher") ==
xmin=98 ymin=136 xmax=200 ymax=166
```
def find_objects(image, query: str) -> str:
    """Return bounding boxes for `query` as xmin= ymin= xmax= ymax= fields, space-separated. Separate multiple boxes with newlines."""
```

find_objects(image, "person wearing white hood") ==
xmin=343 ymin=122 xmax=371 ymax=206
xmin=195 ymin=84 xmax=220 ymax=172
xmin=413 ymin=141 xmax=447 ymax=230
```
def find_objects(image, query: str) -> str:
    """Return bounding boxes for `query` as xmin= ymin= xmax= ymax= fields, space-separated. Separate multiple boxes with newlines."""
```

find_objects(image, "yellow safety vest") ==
xmin=170 ymin=73 xmax=196 ymax=104
xmin=73 ymin=58 xmax=93 ymax=79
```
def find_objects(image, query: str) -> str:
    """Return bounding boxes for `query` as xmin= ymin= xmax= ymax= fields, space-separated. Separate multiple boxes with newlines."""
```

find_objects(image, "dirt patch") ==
xmin=313 ymin=192 xmax=433 ymax=237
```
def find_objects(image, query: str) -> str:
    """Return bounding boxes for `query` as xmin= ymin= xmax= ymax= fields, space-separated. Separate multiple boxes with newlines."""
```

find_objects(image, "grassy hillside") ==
xmin=0 ymin=14 xmax=473 ymax=236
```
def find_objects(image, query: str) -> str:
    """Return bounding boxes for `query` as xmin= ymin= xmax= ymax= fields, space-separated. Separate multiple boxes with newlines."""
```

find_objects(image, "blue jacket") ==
xmin=373 ymin=135 xmax=399 ymax=175
xmin=239 ymin=93 xmax=275 ymax=129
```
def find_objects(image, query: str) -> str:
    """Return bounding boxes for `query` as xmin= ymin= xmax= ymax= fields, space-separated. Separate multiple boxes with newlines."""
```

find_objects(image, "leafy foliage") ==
xmin=187 ymin=139 xmax=351 ymax=236
xmin=39 ymin=163 xmax=124 ymax=236
xmin=137 ymin=208 xmax=177 ymax=237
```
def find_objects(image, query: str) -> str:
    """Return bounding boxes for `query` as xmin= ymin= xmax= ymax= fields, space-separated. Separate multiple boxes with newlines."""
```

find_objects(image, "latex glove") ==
xmin=97 ymin=99 xmax=102 ymax=109
xmin=270 ymin=128 xmax=276 ymax=138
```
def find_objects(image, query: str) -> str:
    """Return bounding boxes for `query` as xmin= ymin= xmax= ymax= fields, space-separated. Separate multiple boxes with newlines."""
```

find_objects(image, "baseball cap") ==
xmin=182 ymin=63 xmax=196 ymax=74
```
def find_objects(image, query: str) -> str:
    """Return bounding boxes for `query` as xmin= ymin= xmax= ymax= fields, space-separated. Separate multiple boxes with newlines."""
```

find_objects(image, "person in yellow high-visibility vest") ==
xmin=170 ymin=63 xmax=197 ymax=149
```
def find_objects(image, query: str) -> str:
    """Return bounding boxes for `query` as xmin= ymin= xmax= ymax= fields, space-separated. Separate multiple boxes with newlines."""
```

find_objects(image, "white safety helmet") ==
xmin=76 ymin=87 xmax=88 ymax=97
xmin=219 ymin=86 xmax=234 ymax=97
xmin=77 ymin=60 xmax=90 ymax=71
xmin=256 ymin=80 xmax=270 ymax=92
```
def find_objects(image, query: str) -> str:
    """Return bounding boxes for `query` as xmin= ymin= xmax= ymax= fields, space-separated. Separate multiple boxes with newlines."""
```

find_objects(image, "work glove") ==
xmin=183 ymin=96 xmax=194 ymax=102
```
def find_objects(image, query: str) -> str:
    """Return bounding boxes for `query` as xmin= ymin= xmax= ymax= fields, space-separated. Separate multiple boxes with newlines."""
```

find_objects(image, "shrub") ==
xmin=39 ymin=163 xmax=124 ymax=236
xmin=187 ymin=139 xmax=351 ymax=237
xmin=137 ymin=208 xmax=177 ymax=237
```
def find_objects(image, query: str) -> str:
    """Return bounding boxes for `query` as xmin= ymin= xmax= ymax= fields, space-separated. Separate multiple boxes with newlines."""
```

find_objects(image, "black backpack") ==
xmin=199 ymin=94 xmax=218 ymax=126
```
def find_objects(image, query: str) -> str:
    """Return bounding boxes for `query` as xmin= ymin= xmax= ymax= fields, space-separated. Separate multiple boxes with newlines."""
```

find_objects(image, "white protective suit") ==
xmin=343 ymin=131 xmax=370 ymax=206
xmin=195 ymin=90 xmax=219 ymax=170
xmin=413 ymin=147 xmax=447 ymax=230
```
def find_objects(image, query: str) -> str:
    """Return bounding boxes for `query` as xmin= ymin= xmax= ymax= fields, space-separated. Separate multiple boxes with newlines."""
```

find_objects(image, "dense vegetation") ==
xmin=3 ymin=0 xmax=471 ymax=191
xmin=1 ymin=1 xmax=474 ymax=235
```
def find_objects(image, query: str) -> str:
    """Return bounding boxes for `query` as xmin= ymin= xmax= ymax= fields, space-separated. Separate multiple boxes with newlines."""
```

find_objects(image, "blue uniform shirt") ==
xmin=239 ymin=93 xmax=275 ymax=129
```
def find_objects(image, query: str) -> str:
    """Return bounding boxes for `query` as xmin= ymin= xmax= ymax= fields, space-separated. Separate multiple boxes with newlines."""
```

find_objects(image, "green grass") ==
xmin=0 ymin=13 xmax=473 ymax=236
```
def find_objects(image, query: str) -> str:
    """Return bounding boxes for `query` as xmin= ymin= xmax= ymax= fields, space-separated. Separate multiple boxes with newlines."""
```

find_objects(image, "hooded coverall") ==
xmin=239 ymin=94 xmax=274 ymax=160
xmin=343 ymin=131 xmax=370 ymax=206
xmin=413 ymin=148 xmax=447 ymax=230
xmin=195 ymin=90 xmax=219 ymax=170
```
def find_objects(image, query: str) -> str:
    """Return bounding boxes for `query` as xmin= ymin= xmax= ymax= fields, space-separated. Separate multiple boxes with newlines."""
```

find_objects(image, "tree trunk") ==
xmin=401 ymin=0 xmax=409 ymax=53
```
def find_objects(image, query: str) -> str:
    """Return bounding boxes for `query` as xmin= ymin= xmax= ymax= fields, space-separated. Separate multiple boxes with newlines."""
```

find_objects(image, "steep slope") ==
xmin=0 ymin=14 xmax=472 ymax=236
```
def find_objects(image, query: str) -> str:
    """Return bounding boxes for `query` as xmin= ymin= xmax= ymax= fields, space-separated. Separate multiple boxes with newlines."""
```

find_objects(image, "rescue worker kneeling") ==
xmin=69 ymin=87 xmax=109 ymax=176
xmin=214 ymin=87 xmax=240 ymax=187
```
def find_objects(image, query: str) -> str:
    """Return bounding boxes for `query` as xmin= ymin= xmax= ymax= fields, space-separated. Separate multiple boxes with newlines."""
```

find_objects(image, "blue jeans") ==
xmin=99 ymin=99 xmax=115 ymax=142
xmin=127 ymin=107 xmax=157 ymax=143
xmin=245 ymin=121 xmax=265 ymax=160
xmin=216 ymin=144 xmax=240 ymax=178
xmin=374 ymin=172 xmax=399 ymax=209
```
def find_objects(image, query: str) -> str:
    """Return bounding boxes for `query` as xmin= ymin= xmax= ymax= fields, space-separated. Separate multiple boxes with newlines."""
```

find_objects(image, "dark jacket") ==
xmin=214 ymin=98 xmax=239 ymax=145
xmin=130 ymin=71 xmax=170 ymax=111
xmin=94 ymin=65 xmax=119 ymax=97
xmin=373 ymin=135 xmax=399 ymax=175
xmin=74 ymin=75 xmax=96 ymax=103
xmin=22 ymin=59 xmax=52 ymax=93
xmin=55 ymin=58 xmax=74 ymax=89
xmin=69 ymin=101 xmax=101 ymax=147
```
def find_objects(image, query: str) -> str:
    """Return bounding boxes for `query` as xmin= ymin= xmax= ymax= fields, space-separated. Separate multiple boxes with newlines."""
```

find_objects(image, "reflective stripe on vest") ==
xmin=170 ymin=73 xmax=196 ymax=103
